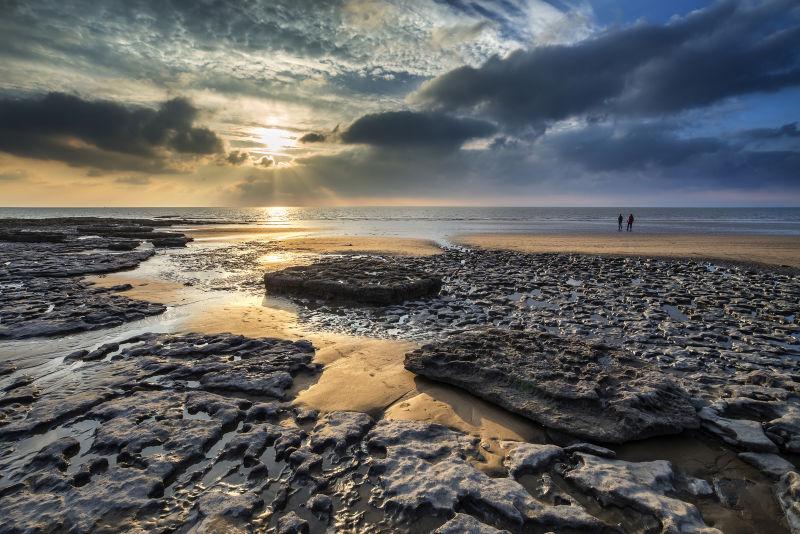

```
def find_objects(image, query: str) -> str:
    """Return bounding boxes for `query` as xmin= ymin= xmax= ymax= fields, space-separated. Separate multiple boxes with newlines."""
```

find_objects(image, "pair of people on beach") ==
xmin=618 ymin=213 xmax=634 ymax=232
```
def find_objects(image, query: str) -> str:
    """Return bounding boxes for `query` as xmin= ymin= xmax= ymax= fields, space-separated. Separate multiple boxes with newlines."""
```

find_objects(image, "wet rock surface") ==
xmin=406 ymin=329 xmax=699 ymax=443
xmin=366 ymin=419 xmax=607 ymax=532
xmin=2 ymin=226 xmax=799 ymax=533
xmin=564 ymin=452 xmax=722 ymax=533
xmin=265 ymin=257 xmax=443 ymax=304
xmin=0 ymin=338 xmax=638 ymax=533
xmin=0 ymin=277 xmax=165 ymax=339
xmin=0 ymin=333 xmax=321 ymax=533
xmin=0 ymin=218 xmax=201 ymax=339
xmin=256 ymin=248 xmax=798 ymax=531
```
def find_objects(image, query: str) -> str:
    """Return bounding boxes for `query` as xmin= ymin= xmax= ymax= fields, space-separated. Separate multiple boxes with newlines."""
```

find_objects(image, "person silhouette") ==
xmin=627 ymin=213 xmax=634 ymax=232
xmin=618 ymin=213 xmax=623 ymax=231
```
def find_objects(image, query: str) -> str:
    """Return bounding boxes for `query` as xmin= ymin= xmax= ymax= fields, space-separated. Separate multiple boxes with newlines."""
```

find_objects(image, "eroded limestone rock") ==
xmin=776 ymin=472 xmax=800 ymax=534
xmin=265 ymin=257 xmax=442 ymax=304
xmin=309 ymin=411 xmax=373 ymax=452
xmin=698 ymin=407 xmax=779 ymax=452
xmin=405 ymin=329 xmax=699 ymax=443
xmin=434 ymin=513 xmax=511 ymax=533
xmin=564 ymin=453 xmax=721 ymax=534
xmin=367 ymin=419 xmax=606 ymax=532
xmin=503 ymin=442 xmax=564 ymax=478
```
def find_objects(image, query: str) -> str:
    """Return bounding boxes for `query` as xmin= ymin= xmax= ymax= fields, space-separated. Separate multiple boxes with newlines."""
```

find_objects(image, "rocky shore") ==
xmin=1 ymin=221 xmax=798 ymax=533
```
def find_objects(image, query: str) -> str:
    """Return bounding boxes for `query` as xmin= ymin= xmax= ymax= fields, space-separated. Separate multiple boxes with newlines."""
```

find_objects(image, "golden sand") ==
xmin=275 ymin=236 xmax=442 ymax=256
xmin=294 ymin=338 xmax=419 ymax=416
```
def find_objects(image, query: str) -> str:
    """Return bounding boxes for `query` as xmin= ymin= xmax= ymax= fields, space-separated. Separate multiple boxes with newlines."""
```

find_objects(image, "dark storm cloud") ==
xmin=341 ymin=111 xmax=496 ymax=148
xmin=226 ymin=150 xmax=251 ymax=165
xmin=543 ymin=122 xmax=800 ymax=187
xmin=414 ymin=0 xmax=800 ymax=128
xmin=299 ymin=133 xmax=327 ymax=143
xmin=546 ymin=124 xmax=725 ymax=172
xmin=0 ymin=93 xmax=223 ymax=172
xmin=742 ymin=122 xmax=800 ymax=140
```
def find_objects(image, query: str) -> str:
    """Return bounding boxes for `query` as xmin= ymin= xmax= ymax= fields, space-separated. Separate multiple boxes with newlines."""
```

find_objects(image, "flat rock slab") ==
xmin=264 ymin=257 xmax=442 ymax=305
xmin=405 ymin=328 xmax=699 ymax=443
xmin=698 ymin=407 xmax=779 ymax=452
xmin=738 ymin=452 xmax=794 ymax=480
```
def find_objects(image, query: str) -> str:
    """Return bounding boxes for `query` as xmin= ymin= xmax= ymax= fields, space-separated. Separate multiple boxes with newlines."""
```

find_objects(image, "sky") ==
xmin=0 ymin=0 xmax=798 ymax=207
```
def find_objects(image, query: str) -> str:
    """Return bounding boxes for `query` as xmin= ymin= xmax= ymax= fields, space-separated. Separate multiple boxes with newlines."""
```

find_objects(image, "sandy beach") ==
xmin=275 ymin=236 xmax=442 ymax=256
xmin=457 ymin=233 xmax=800 ymax=269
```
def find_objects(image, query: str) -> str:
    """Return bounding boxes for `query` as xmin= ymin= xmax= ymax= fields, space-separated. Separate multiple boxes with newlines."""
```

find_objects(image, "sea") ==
xmin=1 ymin=207 xmax=800 ymax=240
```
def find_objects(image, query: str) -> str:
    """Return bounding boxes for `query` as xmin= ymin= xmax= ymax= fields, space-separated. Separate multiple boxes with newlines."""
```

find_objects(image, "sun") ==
xmin=258 ymin=128 xmax=297 ymax=152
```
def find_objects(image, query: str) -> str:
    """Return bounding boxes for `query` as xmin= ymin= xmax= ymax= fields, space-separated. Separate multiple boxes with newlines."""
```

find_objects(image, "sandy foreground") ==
xmin=456 ymin=232 xmax=800 ymax=268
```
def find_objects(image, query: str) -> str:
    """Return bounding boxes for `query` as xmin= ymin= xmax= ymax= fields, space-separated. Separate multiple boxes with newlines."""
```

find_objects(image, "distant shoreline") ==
xmin=456 ymin=232 xmax=800 ymax=271
xmin=1 ymin=207 xmax=800 ymax=239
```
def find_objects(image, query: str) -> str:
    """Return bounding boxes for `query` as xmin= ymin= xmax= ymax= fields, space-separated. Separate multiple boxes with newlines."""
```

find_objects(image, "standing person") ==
xmin=627 ymin=213 xmax=634 ymax=232
xmin=618 ymin=213 xmax=623 ymax=231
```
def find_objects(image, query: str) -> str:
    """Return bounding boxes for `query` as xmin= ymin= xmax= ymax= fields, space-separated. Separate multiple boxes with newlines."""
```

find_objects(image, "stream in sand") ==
xmin=1 ymin=228 xmax=791 ymax=533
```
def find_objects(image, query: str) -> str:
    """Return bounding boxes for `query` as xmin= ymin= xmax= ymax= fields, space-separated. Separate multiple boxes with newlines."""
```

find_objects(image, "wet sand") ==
xmin=294 ymin=338 xmax=418 ymax=416
xmin=457 ymin=233 xmax=800 ymax=268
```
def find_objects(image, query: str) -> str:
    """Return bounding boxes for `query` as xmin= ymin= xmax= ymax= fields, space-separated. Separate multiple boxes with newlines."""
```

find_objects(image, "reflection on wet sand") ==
xmin=182 ymin=226 xmax=314 ymax=239
xmin=88 ymin=277 xmax=188 ymax=305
